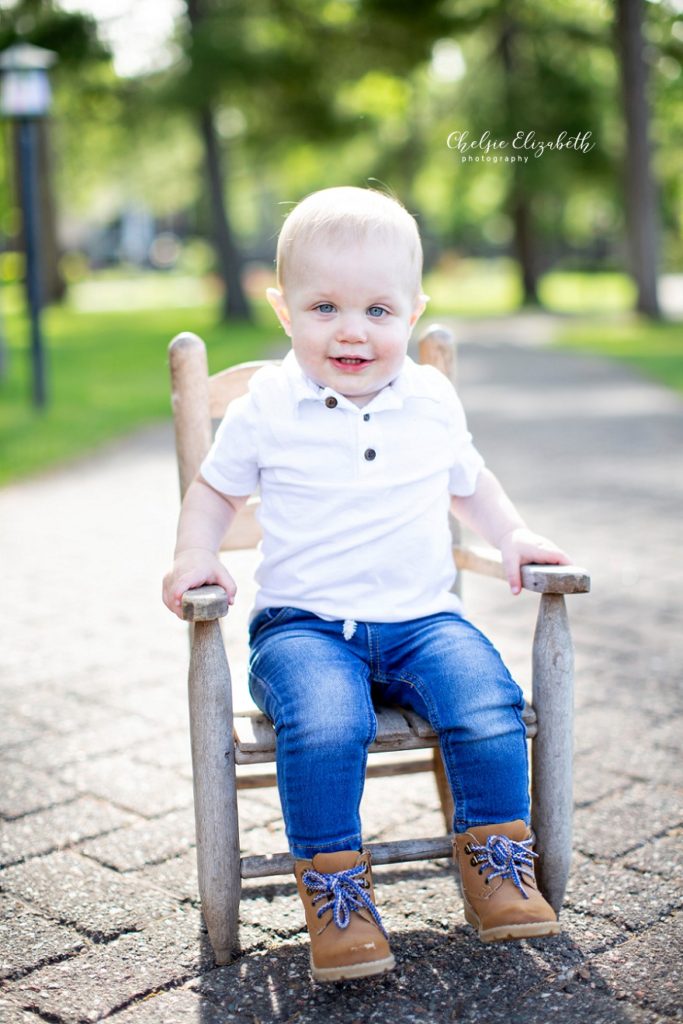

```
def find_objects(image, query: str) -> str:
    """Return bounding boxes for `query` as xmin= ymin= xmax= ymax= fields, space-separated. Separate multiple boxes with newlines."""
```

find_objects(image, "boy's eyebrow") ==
xmin=296 ymin=286 xmax=405 ymax=303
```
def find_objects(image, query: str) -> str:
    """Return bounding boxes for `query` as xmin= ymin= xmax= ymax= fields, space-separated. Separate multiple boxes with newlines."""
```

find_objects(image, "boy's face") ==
xmin=267 ymin=236 xmax=425 ymax=407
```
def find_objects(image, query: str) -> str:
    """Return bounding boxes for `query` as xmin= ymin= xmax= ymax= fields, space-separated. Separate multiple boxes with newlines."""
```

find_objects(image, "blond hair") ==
xmin=276 ymin=186 xmax=423 ymax=295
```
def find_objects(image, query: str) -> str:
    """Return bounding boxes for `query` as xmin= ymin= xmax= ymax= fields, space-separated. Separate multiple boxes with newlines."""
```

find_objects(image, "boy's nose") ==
xmin=335 ymin=315 xmax=368 ymax=343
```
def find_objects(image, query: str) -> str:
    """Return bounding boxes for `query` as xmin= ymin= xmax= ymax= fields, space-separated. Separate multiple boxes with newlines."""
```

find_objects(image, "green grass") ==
xmin=555 ymin=317 xmax=683 ymax=393
xmin=424 ymin=261 xmax=636 ymax=316
xmin=0 ymin=286 xmax=279 ymax=485
xmin=424 ymin=259 xmax=522 ymax=315
xmin=539 ymin=271 xmax=636 ymax=314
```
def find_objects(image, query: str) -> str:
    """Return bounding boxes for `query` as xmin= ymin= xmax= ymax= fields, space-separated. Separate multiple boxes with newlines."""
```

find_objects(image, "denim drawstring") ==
xmin=342 ymin=619 xmax=357 ymax=641
xmin=301 ymin=862 xmax=388 ymax=937
xmin=468 ymin=834 xmax=537 ymax=898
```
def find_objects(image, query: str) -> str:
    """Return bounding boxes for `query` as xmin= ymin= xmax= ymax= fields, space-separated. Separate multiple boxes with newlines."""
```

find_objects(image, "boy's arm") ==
xmin=450 ymin=467 xmax=571 ymax=595
xmin=162 ymin=475 xmax=249 ymax=619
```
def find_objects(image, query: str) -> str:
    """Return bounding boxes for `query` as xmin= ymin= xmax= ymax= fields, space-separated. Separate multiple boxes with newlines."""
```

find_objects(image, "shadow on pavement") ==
xmin=191 ymin=919 xmax=637 ymax=1024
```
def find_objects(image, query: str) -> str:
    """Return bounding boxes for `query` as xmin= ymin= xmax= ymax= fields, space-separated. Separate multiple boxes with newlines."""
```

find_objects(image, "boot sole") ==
xmin=310 ymin=952 xmax=396 ymax=982
xmin=465 ymin=907 xmax=560 ymax=943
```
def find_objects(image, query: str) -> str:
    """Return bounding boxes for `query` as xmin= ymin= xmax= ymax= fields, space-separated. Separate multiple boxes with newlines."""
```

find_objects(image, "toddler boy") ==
xmin=163 ymin=186 xmax=571 ymax=982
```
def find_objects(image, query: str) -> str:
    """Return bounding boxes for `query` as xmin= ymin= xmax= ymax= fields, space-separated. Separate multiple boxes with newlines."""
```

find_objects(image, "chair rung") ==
xmin=236 ymin=756 xmax=437 ymax=790
xmin=240 ymin=835 xmax=454 ymax=879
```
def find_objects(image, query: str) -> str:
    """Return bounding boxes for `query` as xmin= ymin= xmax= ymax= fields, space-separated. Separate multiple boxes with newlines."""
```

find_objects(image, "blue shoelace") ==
xmin=468 ymin=834 xmax=537 ymax=899
xmin=301 ymin=862 xmax=389 ymax=938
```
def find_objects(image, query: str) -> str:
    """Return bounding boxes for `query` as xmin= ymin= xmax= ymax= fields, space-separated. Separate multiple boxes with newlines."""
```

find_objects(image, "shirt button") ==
xmin=325 ymin=396 xmax=338 ymax=408
xmin=363 ymin=413 xmax=370 ymax=421
xmin=364 ymin=448 xmax=376 ymax=461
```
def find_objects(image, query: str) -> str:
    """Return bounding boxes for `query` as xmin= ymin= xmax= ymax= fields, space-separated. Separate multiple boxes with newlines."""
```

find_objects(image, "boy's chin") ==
xmin=339 ymin=384 xmax=383 ymax=408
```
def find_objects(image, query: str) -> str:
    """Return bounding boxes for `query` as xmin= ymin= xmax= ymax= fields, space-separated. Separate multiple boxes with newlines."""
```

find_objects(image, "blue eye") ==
xmin=367 ymin=306 xmax=387 ymax=318
xmin=315 ymin=303 xmax=335 ymax=314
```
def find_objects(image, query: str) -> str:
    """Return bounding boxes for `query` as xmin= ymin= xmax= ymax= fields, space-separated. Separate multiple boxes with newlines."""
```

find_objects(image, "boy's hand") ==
xmin=162 ymin=548 xmax=237 ymax=620
xmin=499 ymin=527 xmax=572 ymax=596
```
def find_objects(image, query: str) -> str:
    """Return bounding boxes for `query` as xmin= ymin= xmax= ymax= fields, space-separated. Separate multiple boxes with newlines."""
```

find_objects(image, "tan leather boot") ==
xmin=453 ymin=820 xmax=560 ymax=942
xmin=294 ymin=849 xmax=395 ymax=982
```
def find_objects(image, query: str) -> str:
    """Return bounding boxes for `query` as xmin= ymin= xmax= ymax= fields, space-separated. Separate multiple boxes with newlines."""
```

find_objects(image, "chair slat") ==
xmin=236 ymin=757 xmax=437 ymax=790
xmin=400 ymin=707 xmax=437 ymax=739
xmin=234 ymin=712 xmax=275 ymax=754
xmin=240 ymin=835 xmax=454 ymax=879
xmin=234 ymin=703 xmax=538 ymax=764
xmin=221 ymin=500 xmax=262 ymax=551
xmin=208 ymin=361 xmax=277 ymax=419
xmin=374 ymin=705 xmax=415 ymax=744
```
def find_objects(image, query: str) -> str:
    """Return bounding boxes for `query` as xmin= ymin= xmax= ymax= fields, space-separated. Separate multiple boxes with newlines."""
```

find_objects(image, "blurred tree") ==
xmin=300 ymin=0 xmax=612 ymax=302
xmin=162 ymin=0 xmax=455 ymax=318
xmin=126 ymin=0 xmax=643 ymax=313
xmin=651 ymin=3 xmax=683 ymax=274
xmin=0 ymin=0 xmax=111 ymax=304
xmin=449 ymin=0 xmax=613 ymax=304
xmin=184 ymin=0 xmax=251 ymax=321
xmin=370 ymin=0 xmax=676 ymax=312
xmin=498 ymin=8 xmax=539 ymax=304
xmin=615 ymin=0 xmax=661 ymax=318
xmin=2 ymin=0 xmax=675 ymax=327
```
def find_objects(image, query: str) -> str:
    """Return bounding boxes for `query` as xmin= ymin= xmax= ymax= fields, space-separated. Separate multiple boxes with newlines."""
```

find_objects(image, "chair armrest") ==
xmin=454 ymin=545 xmax=590 ymax=595
xmin=521 ymin=563 xmax=590 ymax=595
xmin=181 ymin=585 xmax=229 ymax=621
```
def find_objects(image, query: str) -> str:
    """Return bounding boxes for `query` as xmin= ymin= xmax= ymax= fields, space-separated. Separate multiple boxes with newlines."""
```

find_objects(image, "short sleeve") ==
xmin=199 ymin=392 xmax=260 ymax=496
xmin=445 ymin=387 xmax=485 ymax=496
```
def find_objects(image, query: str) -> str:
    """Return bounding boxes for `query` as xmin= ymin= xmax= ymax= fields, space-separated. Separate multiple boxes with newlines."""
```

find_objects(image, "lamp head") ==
xmin=0 ymin=43 xmax=57 ymax=118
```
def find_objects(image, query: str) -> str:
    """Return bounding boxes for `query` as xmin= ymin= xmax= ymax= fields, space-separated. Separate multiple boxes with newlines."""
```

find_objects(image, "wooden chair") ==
xmin=168 ymin=325 xmax=590 ymax=965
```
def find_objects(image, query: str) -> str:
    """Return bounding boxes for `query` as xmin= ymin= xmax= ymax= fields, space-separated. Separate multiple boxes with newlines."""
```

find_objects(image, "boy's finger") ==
xmin=503 ymin=556 xmax=522 ymax=595
xmin=215 ymin=568 xmax=237 ymax=598
xmin=174 ymin=571 xmax=208 ymax=595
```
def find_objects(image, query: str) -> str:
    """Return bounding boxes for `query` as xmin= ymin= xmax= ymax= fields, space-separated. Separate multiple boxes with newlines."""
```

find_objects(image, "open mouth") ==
xmin=330 ymin=356 xmax=372 ymax=368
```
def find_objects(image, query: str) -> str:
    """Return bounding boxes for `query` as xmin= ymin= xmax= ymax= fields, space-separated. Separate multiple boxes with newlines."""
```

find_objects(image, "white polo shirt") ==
xmin=200 ymin=350 xmax=484 ymax=622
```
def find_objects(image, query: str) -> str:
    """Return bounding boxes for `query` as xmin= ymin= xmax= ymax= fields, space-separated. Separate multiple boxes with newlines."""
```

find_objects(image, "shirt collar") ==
xmin=282 ymin=349 xmax=439 ymax=414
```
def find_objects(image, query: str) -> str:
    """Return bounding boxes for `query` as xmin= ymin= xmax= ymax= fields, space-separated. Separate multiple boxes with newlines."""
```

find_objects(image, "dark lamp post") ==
xmin=0 ymin=43 xmax=57 ymax=408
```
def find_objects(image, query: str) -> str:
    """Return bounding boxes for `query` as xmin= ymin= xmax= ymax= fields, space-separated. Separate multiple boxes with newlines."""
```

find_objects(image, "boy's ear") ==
xmin=266 ymin=287 xmax=292 ymax=336
xmin=410 ymin=293 xmax=429 ymax=327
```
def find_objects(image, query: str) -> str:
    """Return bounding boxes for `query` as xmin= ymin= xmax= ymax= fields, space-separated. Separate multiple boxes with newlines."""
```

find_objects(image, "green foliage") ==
xmin=0 ymin=0 xmax=109 ymax=63
xmin=425 ymin=0 xmax=617 ymax=250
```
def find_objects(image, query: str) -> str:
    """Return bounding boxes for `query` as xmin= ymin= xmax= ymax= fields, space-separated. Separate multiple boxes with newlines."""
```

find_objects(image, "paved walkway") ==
xmin=1 ymin=319 xmax=682 ymax=1023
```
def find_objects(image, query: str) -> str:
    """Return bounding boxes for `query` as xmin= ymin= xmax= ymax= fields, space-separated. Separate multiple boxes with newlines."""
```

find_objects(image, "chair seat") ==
xmin=234 ymin=703 xmax=537 ymax=765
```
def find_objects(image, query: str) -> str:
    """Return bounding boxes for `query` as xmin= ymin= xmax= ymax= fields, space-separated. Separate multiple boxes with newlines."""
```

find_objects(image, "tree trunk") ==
xmin=198 ymin=108 xmax=251 ymax=322
xmin=186 ymin=0 xmax=251 ymax=322
xmin=510 ymin=189 xmax=539 ymax=306
xmin=615 ymin=0 xmax=660 ymax=318
xmin=500 ymin=13 xmax=540 ymax=306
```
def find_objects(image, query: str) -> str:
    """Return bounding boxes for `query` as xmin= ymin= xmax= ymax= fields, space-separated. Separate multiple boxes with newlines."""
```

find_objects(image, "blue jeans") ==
xmin=248 ymin=608 xmax=529 ymax=860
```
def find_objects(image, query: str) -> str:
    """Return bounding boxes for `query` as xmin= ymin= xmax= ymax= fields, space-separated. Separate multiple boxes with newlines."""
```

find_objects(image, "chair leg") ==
xmin=432 ymin=747 xmax=455 ymax=834
xmin=530 ymin=594 xmax=574 ymax=914
xmin=188 ymin=619 xmax=241 ymax=964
